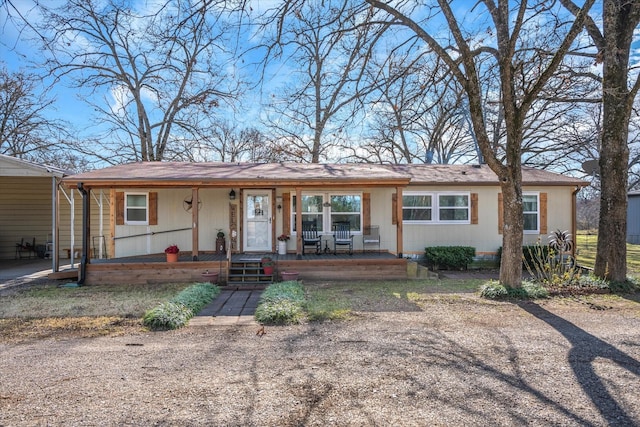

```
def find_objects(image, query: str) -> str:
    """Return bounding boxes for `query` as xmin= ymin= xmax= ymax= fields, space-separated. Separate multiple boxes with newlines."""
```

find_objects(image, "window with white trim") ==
xmin=403 ymin=192 xmax=469 ymax=223
xmin=292 ymin=194 xmax=324 ymax=232
xmin=125 ymin=193 xmax=149 ymax=225
xmin=292 ymin=193 xmax=362 ymax=233
xmin=402 ymin=194 xmax=432 ymax=221
xmin=523 ymin=193 xmax=539 ymax=233
xmin=438 ymin=194 xmax=469 ymax=221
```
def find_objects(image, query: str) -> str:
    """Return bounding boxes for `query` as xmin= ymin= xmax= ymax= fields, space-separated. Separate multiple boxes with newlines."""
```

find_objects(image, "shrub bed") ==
xmin=255 ymin=281 xmax=306 ymax=325
xmin=143 ymin=282 xmax=220 ymax=330
xmin=424 ymin=246 xmax=475 ymax=270
xmin=479 ymin=280 xmax=549 ymax=300
xmin=480 ymin=275 xmax=639 ymax=299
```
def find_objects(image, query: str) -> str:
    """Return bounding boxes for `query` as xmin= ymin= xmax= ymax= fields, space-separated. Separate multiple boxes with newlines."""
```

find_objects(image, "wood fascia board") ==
xmin=408 ymin=181 xmax=587 ymax=187
xmin=62 ymin=178 xmax=411 ymax=189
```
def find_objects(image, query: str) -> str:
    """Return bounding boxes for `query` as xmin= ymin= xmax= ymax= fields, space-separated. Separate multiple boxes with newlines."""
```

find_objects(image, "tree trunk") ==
xmin=594 ymin=0 xmax=634 ymax=281
xmin=499 ymin=172 xmax=525 ymax=288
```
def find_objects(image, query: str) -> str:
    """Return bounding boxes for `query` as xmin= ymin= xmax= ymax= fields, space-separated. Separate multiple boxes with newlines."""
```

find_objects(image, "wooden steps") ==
xmin=226 ymin=257 xmax=273 ymax=289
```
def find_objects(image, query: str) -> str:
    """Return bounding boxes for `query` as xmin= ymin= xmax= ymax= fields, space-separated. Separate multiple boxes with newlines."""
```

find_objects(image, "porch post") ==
xmin=109 ymin=189 xmax=116 ymax=260
xmin=51 ymin=176 xmax=59 ymax=272
xmin=396 ymin=186 xmax=403 ymax=258
xmin=77 ymin=183 xmax=90 ymax=285
xmin=191 ymin=187 xmax=199 ymax=261
xmin=296 ymin=187 xmax=303 ymax=259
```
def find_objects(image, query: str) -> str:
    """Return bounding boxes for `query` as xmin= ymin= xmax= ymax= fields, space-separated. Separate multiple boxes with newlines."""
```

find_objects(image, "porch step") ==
xmin=226 ymin=258 xmax=273 ymax=289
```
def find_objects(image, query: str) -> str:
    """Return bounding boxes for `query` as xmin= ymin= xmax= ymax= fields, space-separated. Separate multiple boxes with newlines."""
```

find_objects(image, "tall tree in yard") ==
xmin=560 ymin=0 xmax=640 ymax=281
xmin=366 ymin=0 xmax=595 ymax=287
xmin=261 ymin=0 xmax=387 ymax=163
xmin=35 ymin=0 xmax=241 ymax=163
xmin=0 ymin=66 xmax=77 ymax=168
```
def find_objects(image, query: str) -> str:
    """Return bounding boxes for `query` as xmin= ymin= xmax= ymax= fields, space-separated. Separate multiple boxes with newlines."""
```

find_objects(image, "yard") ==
xmin=1 ymin=275 xmax=640 ymax=425
xmin=1 ymin=233 xmax=639 ymax=425
xmin=575 ymin=232 xmax=640 ymax=278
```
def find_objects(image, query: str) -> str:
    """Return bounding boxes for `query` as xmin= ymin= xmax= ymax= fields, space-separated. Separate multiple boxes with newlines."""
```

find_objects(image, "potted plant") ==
xmin=201 ymin=269 xmax=219 ymax=284
xmin=261 ymin=256 xmax=275 ymax=275
xmin=277 ymin=234 xmax=289 ymax=255
xmin=164 ymin=244 xmax=179 ymax=262
xmin=281 ymin=271 xmax=299 ymax=281
xmin=216 ymin=229 xmax=225 ymax=239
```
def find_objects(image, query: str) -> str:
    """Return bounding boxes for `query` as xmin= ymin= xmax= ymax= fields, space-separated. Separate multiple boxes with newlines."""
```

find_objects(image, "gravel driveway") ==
xmin=1 ymin=293 xmax=639 ymax=426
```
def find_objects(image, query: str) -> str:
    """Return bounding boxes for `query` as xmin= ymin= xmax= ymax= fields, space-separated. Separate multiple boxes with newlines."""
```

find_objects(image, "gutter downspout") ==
xmin=572 ymin=186 xmax=581 ymax=260
xmin=77 ymin=183 xmax=89 ymax=285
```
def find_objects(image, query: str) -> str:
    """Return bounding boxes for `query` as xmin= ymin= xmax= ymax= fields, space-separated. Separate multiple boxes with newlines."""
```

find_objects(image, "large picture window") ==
xmin=403 ymin=192 xmax=469 ymax=223
xmin=523 ymin=193 xmax=539 ymax=233
xmin=292 ymin=193 xmax=362 ymax=233
xmin=125 ymin=193 xmax=148 ymax=225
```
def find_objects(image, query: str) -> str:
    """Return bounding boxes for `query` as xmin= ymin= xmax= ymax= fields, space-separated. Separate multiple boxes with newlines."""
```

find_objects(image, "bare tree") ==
xmin=0 ymin=65 xmax=76 ymax=168
xmin=172 ymin=120 xmax=267 ymax=163
xmin=35 ymin=0 xmax=242 ymax=163
xmin=261 ymin=0 xmax=387 ymax=163
xmin=560 ymin=0 xmax=640 ymax=281
xmin=356 ymin=50 xmax=476 ymax=164
xmin=366 ymin=0 xmax=595 ymax=286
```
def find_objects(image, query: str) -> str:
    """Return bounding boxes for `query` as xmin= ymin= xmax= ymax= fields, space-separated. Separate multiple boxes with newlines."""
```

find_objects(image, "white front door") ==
xmin=244 ymin=191 xmax=272 ymax=252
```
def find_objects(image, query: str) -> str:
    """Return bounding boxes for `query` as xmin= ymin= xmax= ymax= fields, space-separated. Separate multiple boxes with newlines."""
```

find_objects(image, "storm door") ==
xmin=244 ymin=191 xmax=272 ymax=252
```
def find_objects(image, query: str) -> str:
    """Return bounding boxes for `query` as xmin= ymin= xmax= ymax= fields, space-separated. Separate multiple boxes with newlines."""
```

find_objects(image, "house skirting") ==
xmin=80 ymin=256 xmax=408 ymax=285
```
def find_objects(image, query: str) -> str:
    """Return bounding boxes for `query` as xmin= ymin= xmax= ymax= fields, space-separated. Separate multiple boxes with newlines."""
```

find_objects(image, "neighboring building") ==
xmin=0 ymin=154 xmax=67 ymax=260
xmin=628 ymin=191 xmax=640 ymax=244
xmin=0 ymin=154 xmax=109 ymax=267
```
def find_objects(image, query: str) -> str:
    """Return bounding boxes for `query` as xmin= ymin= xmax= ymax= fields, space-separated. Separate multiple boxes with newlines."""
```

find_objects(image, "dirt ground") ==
xmin=1 ymin=283 xmax=640 ymax=427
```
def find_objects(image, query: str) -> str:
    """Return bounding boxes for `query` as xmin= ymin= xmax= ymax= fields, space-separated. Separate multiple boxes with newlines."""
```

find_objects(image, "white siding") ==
xmin=401 ymin=185 xmax=577 ymax=256
xmin=114 ymin=188 xmax=230 ymax=257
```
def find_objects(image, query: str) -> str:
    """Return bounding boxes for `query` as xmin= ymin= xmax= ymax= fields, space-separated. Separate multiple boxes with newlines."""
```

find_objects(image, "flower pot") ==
xmin=201 ymin=271 xmax=219 ymax=284
xmin=166 ymin=252 xmax=179 ymax=263
xmin=281 ymin=271 xmax=299 ymax=281
xmin=263 ymin=266 xmax=274 ymax=275
xmin=278 ymin=241 xmax=287 ymax=255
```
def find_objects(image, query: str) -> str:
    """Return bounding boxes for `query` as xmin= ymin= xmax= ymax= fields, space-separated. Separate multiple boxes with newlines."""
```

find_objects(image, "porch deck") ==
xmin=82 ymin=251 xmax=407 ymax=285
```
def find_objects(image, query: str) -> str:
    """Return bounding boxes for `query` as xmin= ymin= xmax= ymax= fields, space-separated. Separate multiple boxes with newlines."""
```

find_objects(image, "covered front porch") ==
xmin=60 ymin=162 xmax=411 ymax=285
xmin=80 ymin=250 xmax=407 ymax=286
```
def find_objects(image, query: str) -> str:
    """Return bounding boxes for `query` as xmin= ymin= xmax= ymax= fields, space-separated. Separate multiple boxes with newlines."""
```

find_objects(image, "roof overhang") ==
xmin=62 ymin=162 xmax=411 ymax=189
xmin=61 ymin=162 xmax=589 ymax=189
xmin=0 ymin=153 xmax=70 ymax=178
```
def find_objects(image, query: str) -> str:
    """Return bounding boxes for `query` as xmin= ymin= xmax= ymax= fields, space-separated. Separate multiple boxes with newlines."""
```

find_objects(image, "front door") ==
xmin=244 ymin=191 xmax=272 ymax=252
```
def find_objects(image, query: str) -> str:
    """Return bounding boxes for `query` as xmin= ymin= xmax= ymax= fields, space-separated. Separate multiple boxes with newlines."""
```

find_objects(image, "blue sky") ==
xmin=0 ymin=0 xmax=275 ymax=142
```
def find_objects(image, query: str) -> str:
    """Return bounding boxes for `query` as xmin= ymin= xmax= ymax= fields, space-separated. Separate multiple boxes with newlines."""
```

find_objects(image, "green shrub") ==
xmin=424 ymin=246 xmax=475 ymax=270
xmin=143 ymin=301 xmax=193 ymax=330
xmin=577 ymin=274 xmax=610 ymax=290
xmin=479 ymin=280 xmax=548 ymax=300
xmin=255 ymin=281 xmax=306 ymax=325
xmin=479 ymin=280 xmax=508 ymax=299
xmin=143 ymin=282 xmax=220 ymax=330
xmin=521 ymin=280 xmax=549 ymax=299
xmin=609 ymin=277 xmax=640 ymax=294
xmin=255 ymin=299 xmax=305 ymax=325
xmin=260 ymin=281 xmax=305 ymax=304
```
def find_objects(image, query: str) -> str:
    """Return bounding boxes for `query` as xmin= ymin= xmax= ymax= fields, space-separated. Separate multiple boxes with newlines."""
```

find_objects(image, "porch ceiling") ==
xmin=62 ymin=162 xmax=411 ymax=189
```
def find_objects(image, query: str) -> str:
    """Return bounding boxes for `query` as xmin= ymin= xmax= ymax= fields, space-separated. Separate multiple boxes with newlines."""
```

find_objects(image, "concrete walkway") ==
xmin=0 ymin=259 xmax=76 ymax=292
xmin=189 ymin=289 xmax=263 ymax=326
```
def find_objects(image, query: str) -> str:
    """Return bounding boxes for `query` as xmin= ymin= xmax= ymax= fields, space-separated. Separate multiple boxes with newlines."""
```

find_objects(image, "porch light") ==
xmin=229 ymin=189 xmax=236 ymax=200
